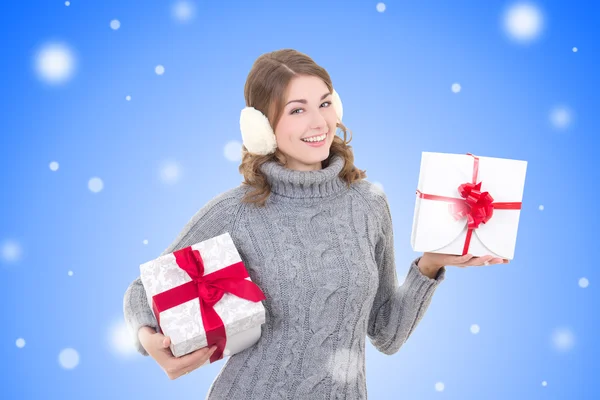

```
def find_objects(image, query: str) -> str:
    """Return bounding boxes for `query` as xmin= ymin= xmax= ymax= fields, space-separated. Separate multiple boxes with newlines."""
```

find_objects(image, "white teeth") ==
xmin=301 ymin=134 xmax=326 ymax=142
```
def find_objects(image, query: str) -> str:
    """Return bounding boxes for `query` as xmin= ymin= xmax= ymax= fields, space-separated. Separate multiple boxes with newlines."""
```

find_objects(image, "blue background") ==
xmin=2 ymin=0 xmax=598 ymax=399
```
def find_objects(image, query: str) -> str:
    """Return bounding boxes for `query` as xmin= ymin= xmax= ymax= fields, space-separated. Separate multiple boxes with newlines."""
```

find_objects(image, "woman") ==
xmin=123 ymin=48 xmax=507 ymax=399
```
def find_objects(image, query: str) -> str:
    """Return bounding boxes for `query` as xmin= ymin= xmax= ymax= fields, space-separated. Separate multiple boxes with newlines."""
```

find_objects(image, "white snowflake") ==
xmin=1 ymin=240 xmax=22 ymax=263
xmin=58 ymin=348 xmax=80 ymax=369
xmin=502 ymin=2 xmax=545 ymax=43
xmin=329 ymin=348 xmax=360 ymax=384
xmin=88 ymin=177 xmax=104 ymax=193
xmin=34 ymin=42 xmax=77 ymax=85
xmin=369 ymin=181 xmax=385 ymax=196
xmin=159 ymin=159 xmax=183 ymax=184
xmin=172 ymin=1 xmax=196 ymax=23
xmin=224 ymin=140 xmax=243 ymax=162
xmin=551 ymin=327 xmax=575 ymax=352
xmin=109 ymin=320 xmax=137 ymax=356
xmin=549 ymin=106 xmax=573 ymax=129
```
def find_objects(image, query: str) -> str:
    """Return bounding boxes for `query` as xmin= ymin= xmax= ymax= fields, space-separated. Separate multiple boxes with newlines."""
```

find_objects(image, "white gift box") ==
xmin=410 ymin=152 xmax=528 ymax=260
xmin=140 ymin=232 xmax=266 ymax=362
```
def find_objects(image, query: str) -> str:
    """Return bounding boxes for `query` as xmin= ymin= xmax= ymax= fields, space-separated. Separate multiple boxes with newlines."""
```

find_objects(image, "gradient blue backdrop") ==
xmin=2 ymin=0 xmax=599 ymax=399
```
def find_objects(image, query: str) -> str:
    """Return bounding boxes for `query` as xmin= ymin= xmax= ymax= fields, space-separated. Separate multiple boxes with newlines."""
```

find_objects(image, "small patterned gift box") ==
xmin=140 ymin=232 xmax=266 ymax=362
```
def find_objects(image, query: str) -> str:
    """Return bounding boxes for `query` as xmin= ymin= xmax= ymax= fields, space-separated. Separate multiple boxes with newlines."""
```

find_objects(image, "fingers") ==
xmin=482 ymin=257 xmax=508 ymax=265
xmin=153 ymin=335 xmax=177 ymax=365
xmin=451 ymin=253 xmax=474 ymax=267
xmin=165 ymin=345 xmax=218 ymax=380
xmin=456 ymin=255 xmax=509 ymax=267
xmin=467 ymin=255 xmax=494 ymax=266
xmin=173 ymin=346 xmax=217 ymax=379
xmin=435 ymin=253 xmax=511 ymax=268
xmin=183 ymin=345 xmax=217 ymax=367
xmin=457 ymin=253 xmax=474 ymax=263
xmin=474 ymin=256 xmax=494 ymax=265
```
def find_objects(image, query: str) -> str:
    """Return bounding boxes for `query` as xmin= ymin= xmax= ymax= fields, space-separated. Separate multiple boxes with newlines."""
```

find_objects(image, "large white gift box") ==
xmin=140 ymin=232 xmax=266 ymax=363
xmin=410 ymin=152 xmax=528 ymax=260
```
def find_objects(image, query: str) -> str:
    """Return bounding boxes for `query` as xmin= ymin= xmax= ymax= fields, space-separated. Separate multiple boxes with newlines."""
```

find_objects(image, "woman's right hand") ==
xmin=138 ymin=326 xmax=218 ymax=380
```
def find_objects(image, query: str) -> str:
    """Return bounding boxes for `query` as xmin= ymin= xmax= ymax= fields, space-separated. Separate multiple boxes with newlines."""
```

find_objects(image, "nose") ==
xmin=311 ymin=113 xmax=328 ymax=132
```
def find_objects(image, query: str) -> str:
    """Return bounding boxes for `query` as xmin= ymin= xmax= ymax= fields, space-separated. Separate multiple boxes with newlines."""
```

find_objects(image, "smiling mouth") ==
xmin=301 ymin=132 xmax=328 ymax=142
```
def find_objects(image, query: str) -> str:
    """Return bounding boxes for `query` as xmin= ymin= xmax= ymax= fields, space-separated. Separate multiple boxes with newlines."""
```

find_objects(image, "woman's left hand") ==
xmin=421 ymin=252 xmax=510 ymax=269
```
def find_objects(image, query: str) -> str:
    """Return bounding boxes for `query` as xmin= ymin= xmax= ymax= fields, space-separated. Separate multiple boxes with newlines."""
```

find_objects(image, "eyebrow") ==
xmin=285 ymin=92 xmax=331 ymax=106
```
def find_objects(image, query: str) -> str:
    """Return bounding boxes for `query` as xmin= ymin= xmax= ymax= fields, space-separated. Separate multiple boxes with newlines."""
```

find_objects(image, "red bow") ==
xmin=448 ymin=181 xmax=495 ymax=229
xmin=151 ymin=245 xmax=266 ymax=363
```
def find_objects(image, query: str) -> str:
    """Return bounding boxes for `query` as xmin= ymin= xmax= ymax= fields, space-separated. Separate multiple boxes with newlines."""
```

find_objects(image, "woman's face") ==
xmin=274 ymin=75 xmax=338 ymax=171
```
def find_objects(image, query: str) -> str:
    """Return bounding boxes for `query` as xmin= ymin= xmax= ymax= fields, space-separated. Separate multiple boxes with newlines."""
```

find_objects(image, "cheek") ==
xmin=328 ymin=113 xmax=338 ymax=128
xmin=274 ymin=119 xmax=291 ymax=138
xmin=275 ymin=124 xmax=298 ymax=143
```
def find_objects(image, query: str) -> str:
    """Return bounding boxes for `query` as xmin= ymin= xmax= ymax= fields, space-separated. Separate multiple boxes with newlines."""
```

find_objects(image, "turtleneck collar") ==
xmin=259 ymin=153 xmax=348 ymax=200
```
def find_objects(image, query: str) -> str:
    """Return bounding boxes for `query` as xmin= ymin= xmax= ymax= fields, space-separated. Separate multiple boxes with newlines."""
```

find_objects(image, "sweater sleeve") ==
xmin=123 ymin=190 xmax=241 ymax=356
xmin=367 ymin=193 xmax=446 ymax=355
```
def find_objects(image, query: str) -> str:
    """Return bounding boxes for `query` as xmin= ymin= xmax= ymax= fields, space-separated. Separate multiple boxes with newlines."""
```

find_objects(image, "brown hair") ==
xmin=238 ymin=49 xmax=367 ymax=207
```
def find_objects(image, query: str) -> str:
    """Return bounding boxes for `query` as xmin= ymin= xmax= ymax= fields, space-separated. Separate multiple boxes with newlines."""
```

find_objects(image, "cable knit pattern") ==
xmin=123 ymin=154 xmax=446 ymax=399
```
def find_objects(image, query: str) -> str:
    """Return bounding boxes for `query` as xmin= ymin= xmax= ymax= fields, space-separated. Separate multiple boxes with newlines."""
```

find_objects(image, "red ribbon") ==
xmin=151 ymin=246 xmax=266 ymax=363
xmin=415 ymin=153 xmax=522 ymax=255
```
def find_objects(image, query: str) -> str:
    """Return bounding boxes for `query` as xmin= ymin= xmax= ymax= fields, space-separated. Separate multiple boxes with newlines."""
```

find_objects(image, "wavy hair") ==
xmin=239 ymin=49 xmax=367 ymax=207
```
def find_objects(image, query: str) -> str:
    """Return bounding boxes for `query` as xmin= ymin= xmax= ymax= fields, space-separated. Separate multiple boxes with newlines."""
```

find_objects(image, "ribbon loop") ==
xmin=452 ymin=181 xmax=495 ymax=229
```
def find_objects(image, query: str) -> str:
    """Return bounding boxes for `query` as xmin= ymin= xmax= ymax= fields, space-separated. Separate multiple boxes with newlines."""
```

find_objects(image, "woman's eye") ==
xmin=291 ymin=101 xmax=331 ymax=115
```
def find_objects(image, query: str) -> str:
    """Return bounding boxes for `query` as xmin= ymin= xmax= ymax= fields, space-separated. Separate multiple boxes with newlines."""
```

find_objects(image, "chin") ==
xmin=304 ymin=150 xmax=331 ymax=164
xmin=286 ymin=148 xmax=331 ymax=170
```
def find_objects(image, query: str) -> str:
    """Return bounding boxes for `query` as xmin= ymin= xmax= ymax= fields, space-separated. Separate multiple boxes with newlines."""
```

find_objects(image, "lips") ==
xmin=301 ymin=131 xmax=328 ymax=140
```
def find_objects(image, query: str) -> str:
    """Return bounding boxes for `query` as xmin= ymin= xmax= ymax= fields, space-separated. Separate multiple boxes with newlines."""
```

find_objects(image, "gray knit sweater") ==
xmin=123 ymin=153 xmax=446 ymax=399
